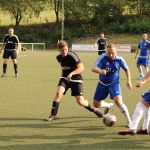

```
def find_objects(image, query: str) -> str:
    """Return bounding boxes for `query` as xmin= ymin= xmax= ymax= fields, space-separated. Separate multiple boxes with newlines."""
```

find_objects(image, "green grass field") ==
xmin=0 ymin=51 xmax=149 ymax=150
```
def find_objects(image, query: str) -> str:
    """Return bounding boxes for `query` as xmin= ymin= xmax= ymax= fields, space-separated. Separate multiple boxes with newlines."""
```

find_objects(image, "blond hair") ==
xmin=57 ymin=40 xmax=68 ymax=49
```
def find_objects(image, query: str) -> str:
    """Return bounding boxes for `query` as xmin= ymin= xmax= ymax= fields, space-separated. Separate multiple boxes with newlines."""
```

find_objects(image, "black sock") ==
xmin=3 ymin=64 xmax=7 ymax=74
xmin=14 ymin=64 xmax=18 ymax=74
xmin=51 ymin=101 xmax=60 ymax=116
xmin=85 ymin=104 xmax=103 ymax=118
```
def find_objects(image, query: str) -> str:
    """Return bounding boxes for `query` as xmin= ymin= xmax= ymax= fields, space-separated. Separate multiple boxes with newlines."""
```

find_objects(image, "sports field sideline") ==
xmin=0 ymin=51 xmax=149 ymax=150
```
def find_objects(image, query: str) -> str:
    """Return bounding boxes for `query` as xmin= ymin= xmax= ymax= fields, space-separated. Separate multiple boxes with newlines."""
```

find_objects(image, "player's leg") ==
xmin=75 ymin=96 xmax=103 ymax=118
xmin=2 ymin=50 xmax=9 ymax=77
xmin=11 ymin=51 xmax=18 ymax=77
xmin=44 ymin=86 xmax=65 ymax=121
xmin=93 ymin=82 xmax=113 ymax=114
xmin=137 ymin=94 xmax=150 ymax=134
xmin=110 ymin=83 xmax=131 ymax=127
xmin=114 ymin=96 xmax=131 ymax=127
xmin=71 ymin=82 xmax=103 ymax=118
xmin=2 ymin=59 xmax=8 ymax=77
xmin=44 ymin=78 xmax=69 ymax=121
xmin=118 ymin=100 xmax=145 ymax=135
xmin=137 ymin=58 xmax=144 ymax=79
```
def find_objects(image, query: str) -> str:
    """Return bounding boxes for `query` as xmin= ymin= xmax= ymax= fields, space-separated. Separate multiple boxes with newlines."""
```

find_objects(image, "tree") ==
xmin=0 ymin=0 xmax=46 ymax=26
xmin=127 ymin=0 xmax=150 ymax=16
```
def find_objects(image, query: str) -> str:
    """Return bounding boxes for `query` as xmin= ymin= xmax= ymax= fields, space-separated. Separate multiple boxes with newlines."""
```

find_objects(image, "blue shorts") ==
xmin=94 ymin=81 xmax=121 ymax=101
xmin=141 ymin=90 xmax=150 ymax=105
xmin=137 ymin=57 xmax=149 ymax=66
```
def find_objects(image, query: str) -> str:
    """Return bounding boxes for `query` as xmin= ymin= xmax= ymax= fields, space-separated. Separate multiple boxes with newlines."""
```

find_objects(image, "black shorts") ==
xmin=58 ymin=78 xmax=83 ymax=96
xmin=98 ymin=50 xmax=105 ymax=55
xmin=3 ymin=50 xmax=17 ymax=59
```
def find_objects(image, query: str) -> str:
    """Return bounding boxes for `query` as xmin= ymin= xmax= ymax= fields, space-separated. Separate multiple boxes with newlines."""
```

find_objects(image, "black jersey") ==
xmin=56 ymin=51 xmax=83 ymax=80
xmin=96 ymin=38 xmax=107 ymax=50
xmin=3 ymin=34 xmax=19 ymax=51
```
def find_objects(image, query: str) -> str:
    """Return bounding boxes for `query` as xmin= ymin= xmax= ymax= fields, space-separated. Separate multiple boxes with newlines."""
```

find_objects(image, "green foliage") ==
xmin=111 ymin=17 xmax=150 ymax=34
xmin=0 ymin=0 xmax=47 ymax=26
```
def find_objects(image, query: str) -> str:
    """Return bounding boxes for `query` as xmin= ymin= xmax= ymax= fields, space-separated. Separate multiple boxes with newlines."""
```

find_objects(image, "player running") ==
xmin=118 ymin=69 xmax=150 ymax=135
xmin=44 ymin=40 xmax=103 ymax=121
xmin=0 ymin=26 xmax=20 ymax=77
xmin=92 ymin=44 xmax=132 ymax=127
xmin=135 ymin=33 xmax=150 ymax=79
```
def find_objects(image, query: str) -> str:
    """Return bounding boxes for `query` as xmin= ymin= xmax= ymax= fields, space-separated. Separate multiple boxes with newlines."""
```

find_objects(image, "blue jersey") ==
xmin=138 ymin=40 xmax=150 ymax=57
xmin=94 ymin=54 xmax=128 ymax=85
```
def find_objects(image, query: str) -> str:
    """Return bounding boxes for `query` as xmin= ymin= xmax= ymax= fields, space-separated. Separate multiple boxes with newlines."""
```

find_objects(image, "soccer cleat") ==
xmin=15 ymin=74 xmax=19 ymax=78
xmin=137 ymin=128 xmax=149 ymax=134
xmin=137 ymin=74 xmax=144 ymax=80
xmin=104 ymin=103 xmax=113 ymax=114
xmin=43 ymin=115 xmax=56 ymax=121
xmin=118 ymin=129 xmax=135 ymax=135
xmin=1 ymin=73 xmax=6 ymax=77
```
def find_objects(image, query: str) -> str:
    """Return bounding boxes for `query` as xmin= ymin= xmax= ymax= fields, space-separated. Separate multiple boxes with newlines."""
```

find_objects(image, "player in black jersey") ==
xmin=44 ymin=40 xmax=103 ymax=121
xmin=95 ymin=33 xmax=107 ymax=55
xmin=0 ymin=26 xmax=19 ymax=77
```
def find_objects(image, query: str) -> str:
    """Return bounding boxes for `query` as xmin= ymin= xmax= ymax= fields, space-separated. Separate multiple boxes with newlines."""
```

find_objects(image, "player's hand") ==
xmin=134 ymin=55 xmax=137 ymax=59
xmin=136 ymin=81 xmax=145 ymax=88
xmin=127 ymin=81 xmax=132 ymax=89
xmin=67 ymin=73 xmax=73 ymax=81
xmin=100 ymin=69 xmax=107 ymax=75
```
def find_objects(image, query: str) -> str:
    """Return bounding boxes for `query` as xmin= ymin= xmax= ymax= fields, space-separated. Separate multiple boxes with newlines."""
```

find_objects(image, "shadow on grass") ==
xmin=0 ymin=135 xmax=149 ymax=150
xmin=0 ymin=116 xmax=149 ymax=150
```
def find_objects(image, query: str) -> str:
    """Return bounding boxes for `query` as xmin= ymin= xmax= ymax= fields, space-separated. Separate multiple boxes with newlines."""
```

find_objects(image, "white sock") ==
xmin=119 ymin=103 xmax=131 ymax=125
xmin=100 ymin=101 xmax=113 ymax=108
xmin=142 ymin=107 xmax=150 ymax=130
xmin=145 ymin=67 xmax=149 ymax=73
xmin=130 ymin=102 xmax=144 ymax=130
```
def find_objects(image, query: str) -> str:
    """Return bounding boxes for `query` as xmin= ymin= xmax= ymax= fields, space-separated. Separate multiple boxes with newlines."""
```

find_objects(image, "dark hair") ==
xmin=8 ymin=25 xmax=14 ymax=30
xmin=57 ymin=40 xmax=68 ymax=49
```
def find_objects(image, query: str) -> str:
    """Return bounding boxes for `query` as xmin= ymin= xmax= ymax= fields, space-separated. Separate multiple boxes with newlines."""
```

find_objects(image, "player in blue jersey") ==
xmin=92 ymin=43 xmax=132 ymax=127
xmin=135 ymin=33 xmax=150 ymax=79
xmin=119 ymin=70 xmax=150 ymax=135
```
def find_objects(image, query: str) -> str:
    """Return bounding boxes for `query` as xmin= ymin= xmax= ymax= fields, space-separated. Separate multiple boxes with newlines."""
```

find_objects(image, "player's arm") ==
xmin=125 ymin=68 xmax=132 ymax=89
xmin=16 ymin=43 xmax=20 ymax=54
xmin=92 ymin=67 xmax=107 ymax=75
xmin=135 ymin=48 xmax=139 ymax=59
xmin=67 ymin=62 xmax=84 ymax=81
xmin=0 ymin=43 xmax=5 ymax=53
xmin=136 ymin=70 xmax=150 ymax=87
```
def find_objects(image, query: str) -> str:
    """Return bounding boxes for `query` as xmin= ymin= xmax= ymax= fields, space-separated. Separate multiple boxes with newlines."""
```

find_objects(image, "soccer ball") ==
xmin=103 ymin=114 xmax=116 ymax=127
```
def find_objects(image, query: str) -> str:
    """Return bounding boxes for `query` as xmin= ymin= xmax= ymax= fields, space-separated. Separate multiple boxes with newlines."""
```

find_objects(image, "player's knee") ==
xmin=76 ymin=99 xmax=84 ymax=106
xmin=55 ymin=91 xmax=63 ymax=99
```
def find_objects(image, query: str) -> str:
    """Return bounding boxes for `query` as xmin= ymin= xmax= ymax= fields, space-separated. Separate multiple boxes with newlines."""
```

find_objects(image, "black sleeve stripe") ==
xmin=69 ymin=52 xmax=80 ymax=62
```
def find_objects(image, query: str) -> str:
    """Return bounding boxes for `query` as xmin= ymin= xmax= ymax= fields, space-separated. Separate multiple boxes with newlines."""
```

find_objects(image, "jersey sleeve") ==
xmin=3 ymin=35 xmax=7 ymax=43
xmin=94 ymin=54 xmax=105 ymax=68
xmin=120 ymin=57 xmax=128 ymax=71
xmin=15 ymin=35 xmax=19 ymax=43
xmin=138 ymin=42 xmax=140 ymax=49
xmin=69 ymin=52 xmax=81 ymax=64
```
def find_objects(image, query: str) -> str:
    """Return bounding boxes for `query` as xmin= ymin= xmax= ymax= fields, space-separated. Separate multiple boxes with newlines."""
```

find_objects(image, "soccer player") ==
xmin=95 ymin=33 xmax=107 ymax=55
xmin=0 ymin=26 xmax=20 ymax=77
xmin=92 ymin=44 xmax=132 ymax=127
xmin=44 ymin=40 xmax=103 ymax=121
xmin=118 ymin=70 xmax=150 ymax=135
xmin=135 ymin=33 xmax=150 ymax=79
